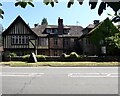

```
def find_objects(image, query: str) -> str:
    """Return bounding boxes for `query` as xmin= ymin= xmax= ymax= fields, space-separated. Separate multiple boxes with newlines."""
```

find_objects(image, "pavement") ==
xmin=1 ymin=67 xmax=119 ymax=94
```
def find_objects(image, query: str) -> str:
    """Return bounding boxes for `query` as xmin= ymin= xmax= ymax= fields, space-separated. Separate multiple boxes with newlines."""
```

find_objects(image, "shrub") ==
xmin=22 ymin=55 xmax=30 ymax=61
xmin=3 ymin=51 xmax=10 ymax=58
xmin=36 ymin=55 xmax=46 ymax=61
xmin=60 ymin=53 xmax=69 ymax=58
xmin=3 ymin=51 xmax=17 ymax=58
xmin=66 ymin=52 xmax=81 ymax=61
xmin=9 ymin=53 xmax=17 ymax=57
xmin=69 ymin=52 xmax=80 ymax=58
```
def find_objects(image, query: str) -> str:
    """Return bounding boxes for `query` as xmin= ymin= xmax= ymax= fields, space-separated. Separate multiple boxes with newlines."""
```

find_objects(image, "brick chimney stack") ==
xmin=58 ymin=17 xmax=63 ymax=35
xmin=93 ymin=20 xmax=99 ymax=25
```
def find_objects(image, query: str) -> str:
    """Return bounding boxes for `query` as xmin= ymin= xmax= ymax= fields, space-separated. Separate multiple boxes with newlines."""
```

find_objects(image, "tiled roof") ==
xmin=68 ymin=26 xmax=83 ymax=36
xmin=46 ymin=25 xmax=58 ymax=28
xmin=31 ymin=25 xmax=83 ymax=37
xmin=31 ymin=25 xmax=47 ymax=36
xmin=86 ymin=24 xmax=96 ymax=29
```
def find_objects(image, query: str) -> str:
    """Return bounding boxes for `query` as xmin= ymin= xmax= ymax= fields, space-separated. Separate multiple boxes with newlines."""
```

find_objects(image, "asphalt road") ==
xmin=1 ymin=67 xmax=119 ymax=94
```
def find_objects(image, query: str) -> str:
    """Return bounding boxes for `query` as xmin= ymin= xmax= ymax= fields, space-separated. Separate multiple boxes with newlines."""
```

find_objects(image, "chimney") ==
xmin=34 ymin=24 xmax=38 ymax=27
xmin=58 ymin=17 xmax=63 ymax=35
xmin=93 ymin=20 xmax=99 ymax=25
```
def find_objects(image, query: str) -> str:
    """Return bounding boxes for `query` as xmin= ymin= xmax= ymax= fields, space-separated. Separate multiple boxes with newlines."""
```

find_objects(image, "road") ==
xmin=1 ymin=67 xmax=119 ymax=94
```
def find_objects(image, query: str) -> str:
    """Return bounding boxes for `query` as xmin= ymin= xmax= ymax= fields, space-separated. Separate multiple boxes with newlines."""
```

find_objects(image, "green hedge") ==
xmin=22 ymin=55 xmax=30 ymax=61
xmin=60 ymin=52 xmax=82 ymax=61
xmin=22 ymin=55 xmax=46 ymax=61
xmin=36 ymin=55 xmax=46 ymax=61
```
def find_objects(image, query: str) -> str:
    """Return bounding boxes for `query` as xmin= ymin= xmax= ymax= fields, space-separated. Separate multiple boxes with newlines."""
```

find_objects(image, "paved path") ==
xmin=1 ymin=67 xmax=119 ymax=94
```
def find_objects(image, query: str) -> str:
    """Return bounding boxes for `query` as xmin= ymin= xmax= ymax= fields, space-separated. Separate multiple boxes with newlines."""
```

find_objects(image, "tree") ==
xmin=105 ymin=33 xmax=120 ymax=55
xmin=41 ymin=18 xmax=48 ymax=25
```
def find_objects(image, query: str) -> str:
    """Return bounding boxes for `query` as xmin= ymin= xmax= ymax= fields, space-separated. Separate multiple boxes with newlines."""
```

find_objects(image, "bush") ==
xmin=22 ymin=55 xmax=30 ymax=61
xmin=9 ymin=53 xmax=17 ymax=57
xmin=60 ymin=53 xmax=69 ymax=58
xmin=36 ymin=55 xmax=46 ymax=61
xmin=66 ymin=52 xmax=81 ymax=61
xmin=69 ymin=52 xmax=80 ymax=58
xmin=3 ymin=51 xmax=17 ymax=57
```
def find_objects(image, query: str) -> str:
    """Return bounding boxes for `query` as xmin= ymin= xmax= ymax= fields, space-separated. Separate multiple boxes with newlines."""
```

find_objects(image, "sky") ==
xmin=0 ymin=1 xmax=115 ymax=30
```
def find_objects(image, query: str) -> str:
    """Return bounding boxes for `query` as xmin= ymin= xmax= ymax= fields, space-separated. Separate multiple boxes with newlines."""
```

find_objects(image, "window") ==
xmin=54 ymin=50 xmax=58 ymax=56
xmin=39 ymin=38 xmax=48 ymax=46
xmin=85 ymin=38 xmax=90 ymax=45
xmin=46 ymin=29 xmax=52 ymax=33
xmin=64 ymin=29 xmax=69 ymax=34
xmin=64 ymin=39 xmax=69 ymax=45
xmin=54 ymin=29 xmax=58 ymax=34
xmin=11 ymin=36 xmax=15 ymax=44
xmin=54 ymin=38 xmax=58 ymax=45
xmin=11 ymin=35 xmax=29 ymax=44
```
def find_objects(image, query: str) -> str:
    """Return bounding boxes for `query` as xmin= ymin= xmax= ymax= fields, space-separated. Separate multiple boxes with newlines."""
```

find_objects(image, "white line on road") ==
xmin=68 ymin=73 xmax=119 ymax=77
xmin=0 ymin=73 xmax=44 ymax=77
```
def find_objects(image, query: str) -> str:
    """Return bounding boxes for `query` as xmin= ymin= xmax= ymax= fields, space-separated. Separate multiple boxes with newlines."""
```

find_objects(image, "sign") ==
xmin=101 ymin=46 xmax=106 ymax=54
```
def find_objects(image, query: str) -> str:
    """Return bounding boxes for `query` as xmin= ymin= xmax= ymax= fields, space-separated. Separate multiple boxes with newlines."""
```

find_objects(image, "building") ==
xmin=2 ymin=16 xmax=83 ymax=56
xmin=80 ymin=18 xmax=120 ymax=55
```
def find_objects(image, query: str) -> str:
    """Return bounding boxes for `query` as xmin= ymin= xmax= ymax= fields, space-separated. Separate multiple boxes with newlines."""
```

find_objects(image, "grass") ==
xmin=0 ymin=61 xmax=120 ymax=67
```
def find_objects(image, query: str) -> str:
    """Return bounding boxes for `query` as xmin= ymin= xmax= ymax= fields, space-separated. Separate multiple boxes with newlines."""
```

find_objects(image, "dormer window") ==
xmin=64 ymin=29 xmax=69 ymax=34
xmin=46 ymin=29 xmax=52 ymax=33
xmin=54 ymin=29 xmax=58 ymax=34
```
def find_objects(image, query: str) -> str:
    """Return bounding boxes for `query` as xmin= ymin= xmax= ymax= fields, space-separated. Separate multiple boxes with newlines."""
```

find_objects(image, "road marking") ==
xmin=0 ymin=73 xmax=44 ymax=77
xmin=68 ymin=73 xmax=119 ymax=77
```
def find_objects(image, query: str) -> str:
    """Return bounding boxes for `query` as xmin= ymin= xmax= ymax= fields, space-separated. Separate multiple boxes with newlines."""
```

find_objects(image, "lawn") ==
xmin=0 ymin=61 xmax=119 ymax=67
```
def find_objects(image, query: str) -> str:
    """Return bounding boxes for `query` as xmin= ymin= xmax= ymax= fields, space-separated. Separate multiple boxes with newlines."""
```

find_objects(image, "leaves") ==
xmin=0 ymin=3 xmax=4 ymax=19
xmin=77 ymin=0 xmax=84 ymax=5
xmin=89 ymin=0 xmax=98 ymax=9
xmin=43 ymin=0 xmax=58 ymax=7
xmin=28 ymin=2 xmax=34 ymax=7
xmin=50 ymin=1 xmax=54 ymax=7
xmin=107 ymin=2 xmax=120 ymax=15
xmin=67 ymin=0 xmax=74 ymax=8
xmin=15 ymin=0 xmax=34 ymax=8
xmin=98 ymin=2 xmax=106 ymax=16
xmin=105 ymin=33 xmax=120 ymax=49
xmin=111 ymin=16 xmax=120 ymax=23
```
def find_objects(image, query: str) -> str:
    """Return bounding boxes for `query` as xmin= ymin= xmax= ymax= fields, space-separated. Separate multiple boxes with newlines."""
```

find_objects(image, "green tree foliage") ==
xmin=89 ymin=18 xmax=120 ymax=55
xmin=105 ymin=33 xmax=120 ymax=49
xmin=0 ymin=3 xmax=4 ymax=19
xmin=90 ymin=18 xmax=120 ymax=47
xmin=15 ymin=0 xmax=34 ymax=8
xmin=105 ymin=33 xmax=120 ymax=55
xmin=41 ymin=18 xmax=48 ymax=25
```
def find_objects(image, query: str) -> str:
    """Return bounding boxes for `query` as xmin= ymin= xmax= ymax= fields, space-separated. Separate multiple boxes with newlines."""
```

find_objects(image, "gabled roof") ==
xmin=3 ymin=16 xmax=83 ymax=37
xmin=82 ymin=17 xmax=120 ymax=38
xmin=87 ymin=18 xmax=110 ymax=35
xmin=2 ymin=16 xmax=38 ymax=36
xmin=82 ymin=24 xmax=96 ymax=31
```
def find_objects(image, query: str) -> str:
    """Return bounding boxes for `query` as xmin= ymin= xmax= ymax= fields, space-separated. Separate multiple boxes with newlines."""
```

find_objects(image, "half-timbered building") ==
xmin=2 ymin=16 xmax=83 ymax=56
